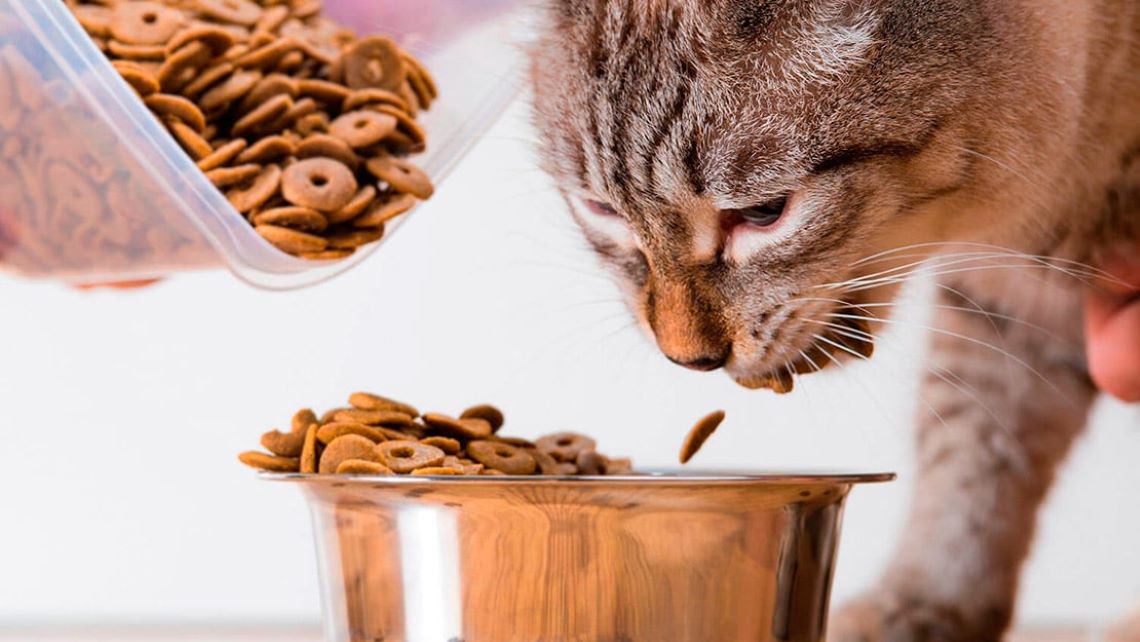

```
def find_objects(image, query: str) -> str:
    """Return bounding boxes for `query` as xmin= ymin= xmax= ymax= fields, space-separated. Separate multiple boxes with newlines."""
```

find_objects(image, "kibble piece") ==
xmin=576 ymin=450 xmax=607 ymax=476
xmin=260 ymin=417 xmax=308 ymax=457
xmin=295 ymin=133 xmax=359 ymax=169
xmin=239 ymin=451 xmax=300 ymax=472
xmin=205 ymin=163 xmax=261 ymax=188
xmin=194 ymin=0 xmax=261 ymax=26
xmin=459 ymin=404 xmax=505 ymax=433
xmin=197 ymin=139 xmax=249 ymax=172
xmin=299 ymin=424 xmax=319 ymax=473
xmin=329 ymin=110 xmax=397 ymax=149
xmin=227 ymin=164 xmax=282 ymax=213
xmin=467 ymin=440 xmax=537 ymax=475
xmin=527 ymin=447 xmax=562 ymax=476
xmin=164 ymin=26 xmax=235 ymax=57
xmin=281 ymin=157 xmax=357 ymax=212
xmin=256 ymin=224 xmax=328 ymax=254
xmin=252 ymin=206 xmax=328 ymax=233
xmin=336 ymin=459 xmax=393 ymax=476
xmin=333 ymin=408 xmax=415 ymax=427
xmin=351 ymin=192 xmax=415 ymax=228
xmin=411 ymin=467 xmax=464 ymax=476
xmin=349 ymin=392 xmax=419 ymax=417
xmin=299 ymin=248 xmax=355 ymax=261
xmin=318 ymin=434 xmax=380 ymax=474
xmin=325 ymin=226 xmax=384 ymax=250
xmin=144 ymin=93 xmax=206 ymax=132
xmin=679 ymin=410 xmax=726 ymax=464
xmin=375 ymin=440 xmax=445 ymax=474
xmin=536 ymin=432 xmax=597 ymax=464
xmin=328 ymin=184 xmax=377 ymax=224
xmin=423 ymin=413 xmax=492 ymax=441
xmin=365 ymin=155 xmax=434 ymax=199
xmin=420 ymin=436 xmax=461 ymax=455
xmin=341 ymin=36 xmax=404 ymax=91
xmin=316 ymin=421 xmax=388 ymax=445
xmin=235 ymin=135 xmax=295 ymax=164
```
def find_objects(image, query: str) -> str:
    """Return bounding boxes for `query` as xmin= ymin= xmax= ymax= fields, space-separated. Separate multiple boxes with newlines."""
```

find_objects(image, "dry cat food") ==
xmin=239 ymin=392 xmax=635 ymax=476
xmin=65 ymin=0 xmax=434 ymax=261
xmin=678 ymin=410 xmax=726 ymax=464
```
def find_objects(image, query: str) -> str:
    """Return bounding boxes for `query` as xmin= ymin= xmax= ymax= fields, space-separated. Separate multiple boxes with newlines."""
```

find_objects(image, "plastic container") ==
xmin=270 ymin=470 xmax=894 ymax=642
xmin=0 ymin=0 xmax=526 ymax=288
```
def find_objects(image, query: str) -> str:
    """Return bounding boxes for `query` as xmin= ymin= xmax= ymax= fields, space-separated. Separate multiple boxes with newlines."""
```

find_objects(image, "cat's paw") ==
xmin=829 ymin=592 xmax=1008 ymax=642
xmin=1107 ymin=607 xmax=1140 ymax=642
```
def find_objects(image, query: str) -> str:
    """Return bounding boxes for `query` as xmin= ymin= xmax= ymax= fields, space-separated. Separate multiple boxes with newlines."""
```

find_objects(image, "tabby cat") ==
xmin=529 ymin=1 xmax=1139 ymax=640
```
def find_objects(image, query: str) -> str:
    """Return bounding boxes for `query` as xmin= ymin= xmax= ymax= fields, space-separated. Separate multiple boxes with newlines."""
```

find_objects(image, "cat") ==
xmin=528 ymin=1 xmax=1139 ymax=640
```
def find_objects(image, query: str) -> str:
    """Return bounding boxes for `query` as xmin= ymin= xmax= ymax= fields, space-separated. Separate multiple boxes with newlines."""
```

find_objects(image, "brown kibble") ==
xmin=260 ymin=409 xmax=311 ymax=457
xmin=300 ymin=424 xmax=319 ymax=473
xmin=679 ymin=410 xmax=726 ymax=464
xmin=194 ymin=0 xmax=261 ymax=26
xmin=349 ymin=392 xmax=419 ymax=417
xmin=328 ymin=184 xmax=377 ymax=224
xmin=411 ymin=467 xmax=464 ymax=476
xmin=423 ymin=413 xmax=492 ymax=441
xmin=112 ymin=62 xmax=160 ymax=96
xmin=205 ymin=163 xmax=262 ymax=188
xmin=336 ymin=459 xmax=393 ymax=475
xmin=256 ymin=224 xmax=329 ymax=254
xmin=166 ymin=118 xmax=213 ymax=159
xmin=459 ymin=404 xmax=505 ymax=433
xmin=329 ymin=110 xmax=397 ymax=149
xmin=576 ymin=449 xmax=607 ymax=476
xmin=366 ymin=155 xmax=434 ymax=199
xmin=295 ymin=133 xmax=359 ymax=169
xmin=318 ymin=434 xmax=380 ymax=474
xmin=316 ymin=421 xmax=388 ymax=445
xmin=325 ymin=226 xmax=384 ymax=250
xmin=467 ymin=440 xmax=537 ymax=475
xmin=281 ymin=157 xmax=357 ymax=212
xmin=420 ymin=436 xmax=461 ymax=455
xmin=227 ymin=164 xmax=282 ymax=213
xmin=341 ymin=36 xmax=404 ymax=91
xmin=375 ymin=440 xmax=445 ymax=474
xmin=351 ymin=192 xmax=415 ymax=228
xmin=238 ymin=451 xmax=300 ymax=472
xmin=164 ymin=26 xmax=235 ymax=57
xmin=235 ymin=135 xmax=296 ymax=164
xmin=232 ymin=93 xmax=292 ymax=137
xmin=298 ymin=248 xmax=354 ymax=261
xmin=252 ymin=206 xmax=328 ymax=233
xmin=197 ymin=139 xmax=249 ymax=172
xmin=144 ymin=93 xmax=206 ymax=132
xmin=333 ymin=408 xmax=415 ymax=427
xmin=527 ymin=447 xmax=562 ymax=475
xmin=535 ymin=432 xmax=597 ymax=463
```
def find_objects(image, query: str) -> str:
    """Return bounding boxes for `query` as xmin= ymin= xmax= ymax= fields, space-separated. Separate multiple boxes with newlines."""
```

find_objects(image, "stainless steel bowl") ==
xmin=268 ymin=471 xmax=893 ymax=642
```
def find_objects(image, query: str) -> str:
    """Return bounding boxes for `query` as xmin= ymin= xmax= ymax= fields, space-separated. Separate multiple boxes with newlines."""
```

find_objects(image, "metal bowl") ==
xmin=267 ymin=471 xmax=894 ymax=642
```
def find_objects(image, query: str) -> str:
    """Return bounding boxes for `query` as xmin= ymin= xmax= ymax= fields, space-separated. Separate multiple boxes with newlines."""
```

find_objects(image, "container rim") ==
xmin=260 ymin=470 xmax=896 ymax=486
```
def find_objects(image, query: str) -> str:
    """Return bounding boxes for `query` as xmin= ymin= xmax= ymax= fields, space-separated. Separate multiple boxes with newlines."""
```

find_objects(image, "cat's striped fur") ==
xmin=530 ymin=0 xmax=1139 ymax=640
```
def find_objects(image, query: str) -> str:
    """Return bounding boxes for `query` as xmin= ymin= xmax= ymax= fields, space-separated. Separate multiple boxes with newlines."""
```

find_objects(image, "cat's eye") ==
xmin=738 ymin=196 xmax=788 ymax=228
xmin=583 ymin=199 xmax=619 ymax=217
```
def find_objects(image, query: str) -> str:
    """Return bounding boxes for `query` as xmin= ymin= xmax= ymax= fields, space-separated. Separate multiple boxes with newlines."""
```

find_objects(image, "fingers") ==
xmin=1085 ymin=248 xmax=1140 ymax=403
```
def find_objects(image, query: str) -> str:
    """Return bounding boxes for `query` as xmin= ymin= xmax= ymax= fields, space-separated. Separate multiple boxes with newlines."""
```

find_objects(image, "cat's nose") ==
xmin=667 ymin=352 xmax=729 ymax=372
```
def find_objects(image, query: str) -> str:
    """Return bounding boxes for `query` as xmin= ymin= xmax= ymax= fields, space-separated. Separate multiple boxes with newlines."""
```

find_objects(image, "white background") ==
xmin=0 ymin=101 xmax=1137 ymax=630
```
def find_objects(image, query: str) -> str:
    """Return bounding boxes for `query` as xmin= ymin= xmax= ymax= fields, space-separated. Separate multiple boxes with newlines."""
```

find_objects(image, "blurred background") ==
xmin=0 ymin=98 xmax=1137 ymax=635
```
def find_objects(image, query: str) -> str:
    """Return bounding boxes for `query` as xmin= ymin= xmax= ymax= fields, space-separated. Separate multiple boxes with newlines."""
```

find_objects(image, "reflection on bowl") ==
xmin=267 ymin=470 xmax=894 ymax=642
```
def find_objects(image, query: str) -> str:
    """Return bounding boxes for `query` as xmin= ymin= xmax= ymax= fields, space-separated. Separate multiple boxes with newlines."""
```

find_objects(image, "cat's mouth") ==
xmin=723 ymin=302 xmax=876 ymax=394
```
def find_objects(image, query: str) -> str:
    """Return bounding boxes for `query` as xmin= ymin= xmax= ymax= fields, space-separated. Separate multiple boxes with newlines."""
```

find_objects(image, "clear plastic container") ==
xmin=0 ymin=0 xmax=525 ymax=289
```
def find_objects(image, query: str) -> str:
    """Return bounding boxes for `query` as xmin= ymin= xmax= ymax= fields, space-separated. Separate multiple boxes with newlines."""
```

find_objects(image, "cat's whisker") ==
xmin=824 ymin=312 xmax=1080 ymax=410
xmin=821 ymin=252 xmax=1105 ymax=293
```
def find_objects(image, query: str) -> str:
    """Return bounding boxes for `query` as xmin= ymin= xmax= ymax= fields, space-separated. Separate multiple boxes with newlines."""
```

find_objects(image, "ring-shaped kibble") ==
xmin=333 ymin=408 xmax=415 ymax=427
xmin=281 ymin=157 xmax=357 ymax=212
xmin=316 ymin=421 xmax=387 ymax=445
xmin=366 ymin=155 xmax=434 ymax=200
xmin=252 ymin=206 xmax=328 ymax=233
xmin=198 ymin=139 xmax=249 ymax=172
xmin=238 ymin=451 xmax=300 ymax=472
xmin=422 ymin=413 xmax=492 ymax=441
xmin=299 ymin=424 xmax=319 ymax=473
xmin=108 ymin=40 xmax=167 ymax=60
xmin=143 ymin=93 xmax=206 ymax=132
xmin=349 ymin=392 xmax=420 ymax=418
xmin=110 ymin=1 xmax=184 ymax=46
xmin=112 ymin=62 xmax=159 ymax=96
xmin=225 ymin=163 xmax=281 ymax=210
xmin=194 ymin=0 xmax=261 ymax=26
xmin=459 ymin=404 xmax=505 ymax=433
xmin=375 ymin=440 xmax=445 ymax=474
xmin=351 ymin=191 xmax=415 ymax=228
xmin=296 ymin=134 xmax=359 ymax=169
xmin=236 ymin=135 xmax=295 ymax=165
xmin=329 ymin=110 xmax=397 ymax=149
xmin=157 ymin=41 xmax=211 ymax=92
xmin=466 ymin=440 xmax=537 ymax=475
xmin=527 ymin=447 xmax=562 ymax=475
xmin=576 ymin=449 xmax=607 ymax=476
xmin=420 ymin=436 xmax=461 ymax=455
xmin=256 ymin=224 xmax=328 ymax=254
xmin=328 ymin=185 xmax=377 ymax=225
xmin=535 ymin=432 xmax=597 ymax=463
xmin=337 ymin=459 xmax=393 ymax=475
xmin=180 ymin=60 xmax=234 ymax=98
xmin=231 ymin=93 xmax=292 ymax=137
xmin=165 ymin=26 xmax=235 ymax=57
xmin=325 ymin=226 xmax=384 ymax=250
xmin=341 ymin=35 xmax=405 ymax=91
xmin=343 ymin=88 xmax=409 ymax=113
xmin=199 ymin=69 xmax=262 ymax=113
xmin=318 ymin=434 xmax=379 ymax=474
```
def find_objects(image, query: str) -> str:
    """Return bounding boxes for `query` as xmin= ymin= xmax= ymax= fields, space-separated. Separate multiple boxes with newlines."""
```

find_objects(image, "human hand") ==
xmin=1085 ymin=246 xmax=1140 ymax=402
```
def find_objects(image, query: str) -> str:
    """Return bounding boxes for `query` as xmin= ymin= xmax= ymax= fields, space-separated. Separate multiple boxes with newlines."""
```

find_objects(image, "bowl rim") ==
xmin=260 ymin=470 xmax=896 ymax=485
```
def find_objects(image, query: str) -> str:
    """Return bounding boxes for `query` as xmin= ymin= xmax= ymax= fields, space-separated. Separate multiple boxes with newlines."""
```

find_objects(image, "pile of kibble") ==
xmin=239 ymin=392 xmax=634 ymax=476
xmin=67 ymin=0 xmax=435 ymax=260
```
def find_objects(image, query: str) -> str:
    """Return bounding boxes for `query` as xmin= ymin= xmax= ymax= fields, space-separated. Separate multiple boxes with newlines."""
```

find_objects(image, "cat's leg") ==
xmin=830 ymin=287 xmax=1098 ymax=642
xmin=1108 ymin=607 xmax=1140 ymax=642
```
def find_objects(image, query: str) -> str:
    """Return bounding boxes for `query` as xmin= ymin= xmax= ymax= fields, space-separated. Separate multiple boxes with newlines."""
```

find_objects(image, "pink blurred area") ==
xmin=322 ymin=0 xmax=519 ymax=53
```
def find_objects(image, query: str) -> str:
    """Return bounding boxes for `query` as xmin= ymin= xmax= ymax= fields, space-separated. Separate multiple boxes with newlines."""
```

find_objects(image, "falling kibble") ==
xmin=679 ymin=410 xmax=727 ymax=464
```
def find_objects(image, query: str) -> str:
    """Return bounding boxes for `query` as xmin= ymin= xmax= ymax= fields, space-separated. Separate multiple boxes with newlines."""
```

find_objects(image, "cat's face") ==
xmin=531 ymin=0 xmax=1042 ymax=389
